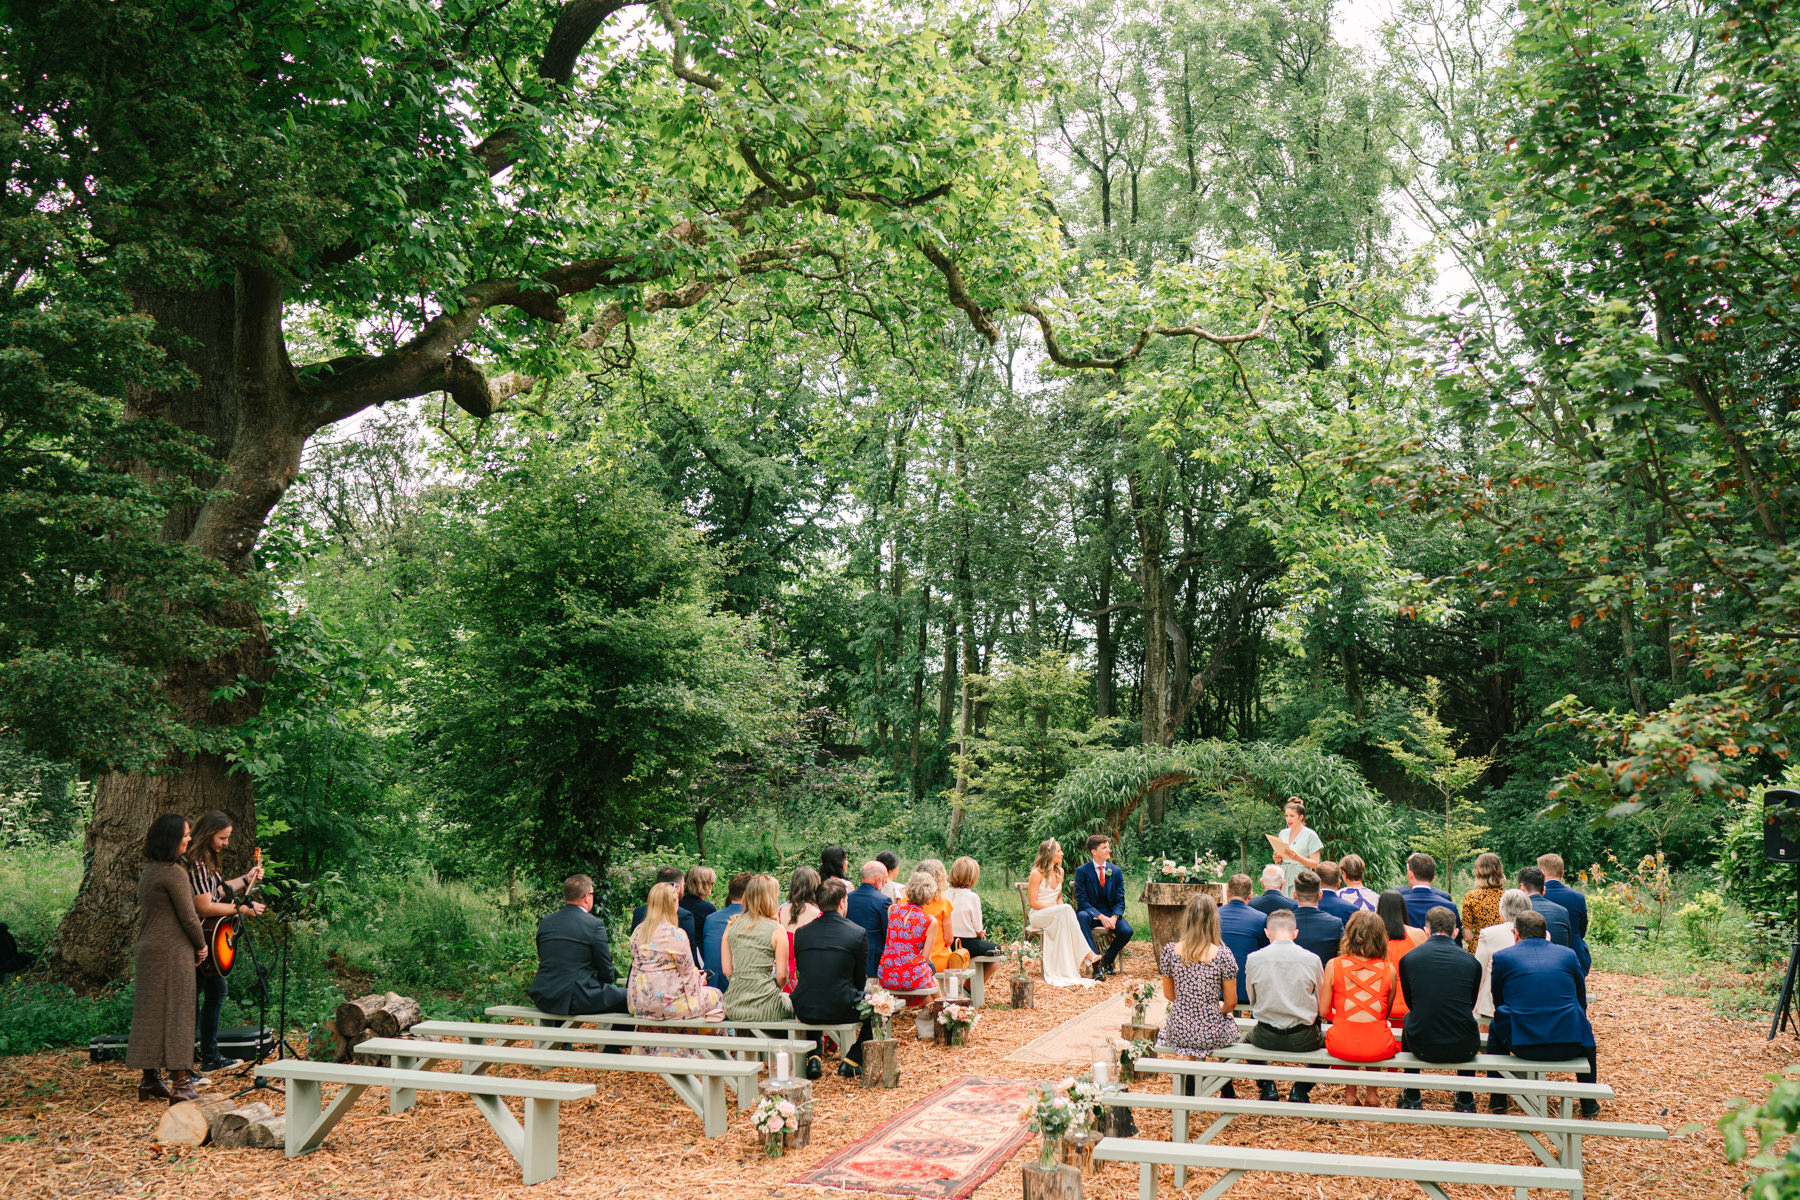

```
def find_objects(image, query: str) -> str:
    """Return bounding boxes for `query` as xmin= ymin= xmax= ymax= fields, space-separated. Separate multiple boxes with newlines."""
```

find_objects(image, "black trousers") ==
xmin=197 ymin=972 xmax=228 ymax=1063
xmin=798 ymin=1014 xmax=872 ymax=1065
xmin=1399 ymin=1032 xmax=1479 ymax=1105
xmin=952 ymin=936 xmax=999 ymax=960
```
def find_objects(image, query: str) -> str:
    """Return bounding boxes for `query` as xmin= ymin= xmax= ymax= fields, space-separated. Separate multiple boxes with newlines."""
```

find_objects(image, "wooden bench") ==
xmin=483 ymin=1004 xmax=859 ymax=1057
xmin=1092 ymin=1137 xmax=1584 ymax=1200
xmin=256 ymin=1059 xmax=593 ymax=1185
xmin=355 ymin=1036 xmax=758 ymax=1137
xmin=405 ymin=1019 xmax=812 ymax=1108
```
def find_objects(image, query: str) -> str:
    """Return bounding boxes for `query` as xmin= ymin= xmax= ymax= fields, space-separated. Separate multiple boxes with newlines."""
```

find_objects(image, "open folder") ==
xmin=1263 ymin=831 xmax=1287 ymax=858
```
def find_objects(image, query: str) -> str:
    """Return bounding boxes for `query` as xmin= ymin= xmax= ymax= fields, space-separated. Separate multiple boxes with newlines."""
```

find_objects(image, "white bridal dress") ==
xmin=1028 ymin=876 xmax=1097 ymax=988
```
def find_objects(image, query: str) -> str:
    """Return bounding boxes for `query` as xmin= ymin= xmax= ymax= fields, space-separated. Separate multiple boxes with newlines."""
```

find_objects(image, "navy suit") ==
xmin=1528 ymin=894 xmax=1582 ymax=973
xmin=1488 ymin=937 xmax=1595 ymax=1082
xmin=845 ymin=883 xmax=892 ymax=978
xmin=1317 ymin=888 xmax=1356 ymax=923
xmin=1403 ymin=885 xmax=1460 ymax=939
xmin=528 ymin=905 xmax=627 ymax=1015
xmin=632 ymin=902 xmax=698 ymax=965
xmin=1544 ymin=879 xmax=1592 ymax=974
xmin=1072 ymin=860 xmax=1133 ymax=969
xmin=701 ymin=902 xmax=742 ymax=990
xmin=1218 ymin=899 xmax=1268 ymax=1001
xmin=1293 ymin=905 xmax=1344 ymax=966
xmin=1249 ymin=888 xmax=1297 ymax=918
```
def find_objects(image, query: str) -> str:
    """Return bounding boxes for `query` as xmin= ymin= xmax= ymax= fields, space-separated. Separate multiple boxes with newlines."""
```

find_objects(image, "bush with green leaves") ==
xmin=1723 ymin=1067 xmax=1800 ymax=1199
xmin=1720 ymin=770 xmax=1800 ymax=934
xmin=1678 ymin=891 xmax=1729 ymax=954
xmin=1586 ymin=889 xmax=1624 ymax=945
xmin=0 ymin=979 xmax=135 ymax=1057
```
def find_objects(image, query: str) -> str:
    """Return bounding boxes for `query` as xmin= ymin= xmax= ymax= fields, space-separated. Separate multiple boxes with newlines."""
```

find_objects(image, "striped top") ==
xmin=187 ymin=859 xmax=226 ymax=904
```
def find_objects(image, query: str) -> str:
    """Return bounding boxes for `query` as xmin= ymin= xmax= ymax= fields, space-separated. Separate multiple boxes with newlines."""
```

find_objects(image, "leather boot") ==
xmin=138 ymin=1070 xmax=172 ymax=1102
xmin=168 ymin=1070 xmax=200 ymax=1104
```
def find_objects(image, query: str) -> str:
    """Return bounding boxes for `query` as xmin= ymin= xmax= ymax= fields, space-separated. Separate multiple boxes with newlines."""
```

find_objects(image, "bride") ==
xmin=1027 ymin=839 xmax=1100 ymax=987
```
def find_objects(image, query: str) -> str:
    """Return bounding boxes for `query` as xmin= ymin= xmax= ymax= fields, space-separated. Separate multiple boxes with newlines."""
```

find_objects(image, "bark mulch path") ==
xmin=0 ymin=950 xmax=1787 ymax=1199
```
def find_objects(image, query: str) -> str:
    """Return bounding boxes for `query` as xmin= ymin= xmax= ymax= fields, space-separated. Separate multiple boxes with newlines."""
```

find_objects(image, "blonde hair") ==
xmin=634 ymin=882 xmax=681 ymax=946
xmin=742 ymin=874 xmax=780 ymax=921
xmin=1178 ymin=893 xmax=1222 ymax=961
xmin=684 ymin=865 xmax=717 ymax=900
xmin=920 ymin=858 xmax=949 ymax=895
xmin=904 ymin=868 xmax=938 ymax=907
xmin=1034 ymin=839 xmax=1063 ymax=885
xmin=949 ymin=856 xmax=980 ymax=889
xmin=1473 ymin=853 xmax=1504 ymax=889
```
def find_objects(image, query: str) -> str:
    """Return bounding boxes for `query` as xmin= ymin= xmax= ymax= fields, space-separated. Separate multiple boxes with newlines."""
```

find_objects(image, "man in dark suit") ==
xmin=793 ymin=878 xmax=872 ymax=1079
xmin=1517 ymin=866 xmax=1580 ymax=972
xmin=1314 ymin=861 xmax=1357 ymax=922
xmin=1072 ymin=834 xmax=1132 ymax=980
xmin=701 ymin=872 xmax=751 ymax=990
xmin=1403 ymin=853 xmax=1460 ymax=940
xmin=845 ymin=861 xmax=892 ymax=978
xmin=1249 ymin=864 xmax=1298 ymax=918
xmin=1489 ymin=910 xmax=1599 ymax=1116
xmin=1396 ymin=906 xmax=1482 ymax=1110
xmin=1219 ymin=873 xmax=1269 ymax=1003
xmin=1539 ymin=854 xmax=1592 ymax=974
xmin=1291 ymin=870 xmax=1344 ymax=966
xmin=528 ymin=874 xmax=627 ymax=1016
xmin=632 ymin=865 xmax=698 ymax=962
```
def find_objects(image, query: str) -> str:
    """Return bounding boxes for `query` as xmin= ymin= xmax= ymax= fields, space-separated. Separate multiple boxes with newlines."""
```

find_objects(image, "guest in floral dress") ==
xmin=877 ymin=870 xmax=942 ymax=995
xmin=1160 ymin=893 xmax=1240 ymax=1094
xmin=723 ymin=874 xmax=794 ymax=1020
xmin=627 ymin=882 xmax=725 ymax=1026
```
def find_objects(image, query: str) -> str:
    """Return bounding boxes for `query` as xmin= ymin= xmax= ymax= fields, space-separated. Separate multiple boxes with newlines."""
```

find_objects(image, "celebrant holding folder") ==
xmin=1266 ymin=799 xmax=1321 ymax=896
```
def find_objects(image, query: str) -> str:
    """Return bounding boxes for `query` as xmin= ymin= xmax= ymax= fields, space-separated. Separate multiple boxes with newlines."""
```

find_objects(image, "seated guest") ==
xmin=877 ymin=869 xmax=943 ymax=994
xmin=1315 ymin=861 xmax=1356 ymax=921
xmin=1475 ymin=889 xmax=1538 ymax=1019
xmin=920 ymin=859 xmax=958 ymax=972
xmin=1376 ymin=889 xmax=1425 ymax=1024
xmin=1539 ymin=853 xmax=1591 ymax=974
xmin=1073 ymin=834 xmax=1133 ymax=981
xmin=1488 ymin=910 xmax=1599 ymax=1117
xmin=530 ymin=874 xmax=628 ymax=1016
xmin=1460 ymin=853 xmax=1506 ymax=953
xmin=1337 ymin=854 xmax=1381 ymax=912
xmin=1244 ymin=909 xmax=1325 ymax=1101
xmin=846 ymin=861 xmax=892 ymax=979
xmin=947 ymin=856 xmax=1001 ymax=989
xmin=1159 ymin=894 xmax=1240 ymax=1093
xmin=1517 ymin=866 xmax=1578 ymax=968
xmin=1249 ymin=864 xmax=1298 ymax=917
xmin=633 ymin=866 xmax=698 ymax=964
xmin=627 ymin=882 xmax=724 ymax=1021
xmin=820 ymin=846 xmax=849 ymax=883
xmin=792 ymin=878 xmax=871 ymax=1080
xmin=680 ymin=866 xmax=718 ymax=948
xmin=1402 ymin=853 xmax=1460 ymax=940
xmin=876 ymin=851 xmax=906 ymax=901
xmin=1219 ymin=874 xmax=1269 ymax=1005
xmin=1292 ymin=870 xmax=1345 ymax=966
xmin=778 ymin=865 xmax=823 ymax=995
xmin=1396 ymin=906 xmax=1481 ymax=1111
xmin=1321 ymin=910 xmax=1401 ymax=1105
xmin=722 ymin=875 xmax=793 ymax=1020
xmin=701 ymin=872 xmax=751 ymax=990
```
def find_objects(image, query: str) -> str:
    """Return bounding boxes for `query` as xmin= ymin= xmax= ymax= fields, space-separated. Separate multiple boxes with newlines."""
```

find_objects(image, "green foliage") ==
xmin=0 ymin=837 xmax=83 ymax=956
xmin=1375 ymin=678 xmax=1493 ymax=882
xmin=1586 ymin=889 xmax=1624 ymax=946
xmin=1721 ymin=771 xmax=1800 ymax=934
xmin=1678 ymin=891 xmax=1729 ymax=954
xmin=1722 ymin=1068 xmax=1800 ymax=1199
xmin=0 ymin=979 xmax=135 ymax=1057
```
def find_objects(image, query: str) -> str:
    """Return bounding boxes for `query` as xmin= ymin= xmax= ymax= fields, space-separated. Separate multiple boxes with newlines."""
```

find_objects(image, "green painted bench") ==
xmin=483 ymin=1004 xmax=859 ymax=1057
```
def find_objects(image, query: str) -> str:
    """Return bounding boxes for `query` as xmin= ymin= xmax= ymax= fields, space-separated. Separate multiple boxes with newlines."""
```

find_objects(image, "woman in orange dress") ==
xmin=920 ymin=859 xmax=957 ymax=973
xmin=1321 ymin=911 xmax=1401 ymax=1106
xmin=1375 ymin=890 xmax=1426 ymax=1025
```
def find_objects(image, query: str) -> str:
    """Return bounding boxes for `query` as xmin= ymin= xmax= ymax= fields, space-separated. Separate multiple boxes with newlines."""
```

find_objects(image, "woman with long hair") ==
xmin=776 ymin=865 xmax=821 ymax=995
xmin=723 ymin=875 xmax=794 ymax=1020
xmin=1159 ymin=894 xmax=1240 ymax=1068
xmin=182 ymin=810 xmax=265 ymax=1072
xmin=1027 ymin=839 xmax=1098 ymax=987
xmin=1460 ymin=853 xmax=1506 ymax=952
xmin=626 ymin=882 xmax=724 ymax=1022
xmin=819 ymin=846 xmax=849 ymax=882
xmin=877 ymin=869 xmax=942 ymax=994
xmin=1321 ymin=910 xmax=1401 ymax=1104
xmin=127 ymin=813 xmax=207 ymax=1103
xmin=1375 ymin=888 xmax=1426 ymax=1023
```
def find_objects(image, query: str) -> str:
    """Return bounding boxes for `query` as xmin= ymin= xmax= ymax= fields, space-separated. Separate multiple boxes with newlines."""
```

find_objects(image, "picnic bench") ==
xmin=355 ymin=1036 xmax=759 ymax=1136
xmin=967 ymin=956 xmax=1005 ymax=1007
xmin=1093 ymin=1137 xmax=1584 ymax=1200
xmin=483 ymin=1004 xmax=859 ymax=1057
xmin=402 ymin=1019 xmax=812 ymax=1108
xmin=256 ymin=1058 xmax=593 ymax=1185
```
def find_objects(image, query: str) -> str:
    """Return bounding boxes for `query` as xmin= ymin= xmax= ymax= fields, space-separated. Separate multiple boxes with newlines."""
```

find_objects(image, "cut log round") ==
xmin=860 ymin=1039 xmax=899 ymax=1089
xmin=212 ymin=1102 xmax=275 ymax=1148
xmin=1022 ymin=1162 xmax=1082 ymax=1199
xmin=244 ymin=1115 xmax=285 ymax=1149
xmin=333 ymin=994 xmax=386 ymax=1038
xmin=1011 ymin=978 xmax=1036 ymax=1009
xmin=366 ymin=994 xmax=422 ymax=1039
xmin=154 ymin=1094 xmax=237 ymax=1146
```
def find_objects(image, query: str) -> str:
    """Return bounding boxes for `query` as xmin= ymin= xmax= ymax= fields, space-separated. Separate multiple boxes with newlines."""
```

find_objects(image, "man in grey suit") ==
xmin=529 ymin=874 xmax=628 ymax=1015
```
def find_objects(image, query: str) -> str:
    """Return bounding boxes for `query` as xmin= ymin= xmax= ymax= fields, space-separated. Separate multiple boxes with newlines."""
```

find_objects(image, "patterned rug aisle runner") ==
xmin=790 ymin=1075 xmax=1035 ymax=1200
xmin=1004 ymin=993 xmax=1169 ymax=1065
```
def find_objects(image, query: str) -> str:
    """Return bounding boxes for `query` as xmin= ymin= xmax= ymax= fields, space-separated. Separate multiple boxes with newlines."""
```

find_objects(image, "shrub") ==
xmin=1721 ymin=769 xmax=1800 ymax=935
xmin=1678 ymin=891 xmax=1729 ymax=955
xmin=0 ymin=979 xmax=134 ymax=1056
xmin=1587 ymin=889 xmax=1624 ymax=945
xmin=1722 ymin=1067 xmax=1800 ymax=1199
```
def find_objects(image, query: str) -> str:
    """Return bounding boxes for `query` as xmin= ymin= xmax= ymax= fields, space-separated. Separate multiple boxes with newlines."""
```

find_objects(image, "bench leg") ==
xmin=1172 ymin=1074 xmax=1187 ymax=1189
xmin=1194 ymin=1113 xmax=1235 ymax=1145
xmin=521 ymin=1096 xmax=561 ymax=1185
xmin=471 ymin=1093 xmax=528 ymax=1181
xmin=290 ymin=1082 xmax=367 ymax=1155
xmin=390 ymin=1054 xmax=416 ymax=1113
xmin=1139 ymin=1162 xmax=1157 ymax=1200
xmin=703 ymin=1074 xmax=728 ymax=1138
xmin=1416 ymin=1184 xmax=1453 ymax=1200
xmin=1195 ymin=1168 xmax=1244 ymax=1200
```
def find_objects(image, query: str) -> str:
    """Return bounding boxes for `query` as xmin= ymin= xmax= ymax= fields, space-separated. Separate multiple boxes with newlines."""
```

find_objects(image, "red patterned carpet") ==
xmin=789 ymin=1075 xmax=1035 ymax=1200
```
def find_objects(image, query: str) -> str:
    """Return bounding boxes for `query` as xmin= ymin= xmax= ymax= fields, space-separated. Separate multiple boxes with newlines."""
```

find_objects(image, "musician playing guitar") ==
xmin=183 ymin=811 xmax=265 ymax=1073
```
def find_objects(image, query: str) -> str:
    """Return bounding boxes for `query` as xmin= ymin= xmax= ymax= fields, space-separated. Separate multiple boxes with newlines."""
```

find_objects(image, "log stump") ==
xmin=366 ymin=993 xmax=422 ymax=1038
xmin=758 ymin=1078 xmax=814 ymax=1150
xmin=212 ymin=1102 xmax=276 ymax=1148
xmin=154 ymin=1094 xmax=237 ymax=1146
xmin=1119 ymin=1021 xmax=1159 ymax=1044
xmin=1059 ymin=1129 xmax=1102 ymax=1174
xmin=333 ymin=994 xmax=386 ymax=1039
xmin=1010 ymin=978 xmax=1035 ymax=1009
xmin=244 ymin=1116 xmax=285 ymax=1149
xmin=1022 ymin=1162 xmax=1082 ymax=1199
xmin=861 ymin=1039 xmax=899 ymax=1089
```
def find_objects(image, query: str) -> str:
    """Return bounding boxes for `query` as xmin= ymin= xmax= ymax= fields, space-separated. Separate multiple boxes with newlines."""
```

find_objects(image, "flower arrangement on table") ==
xmin=1004 ymin=938 xmax=1040 ymax=978
xmin=859 ymin=985 xmax=902 ymax=1040
xmin=1145 ymin=851 xmax=1228 ymax=884
xmin=1019 ymin=1080 xmax=1080 ymax=1168
xmin=1126 ymin=979 xmax=1158 ymax=1025
xmin=750 ymin=1093 xmax=809 ymax=1158
xmin=936 ymin=1002 xmax=980 ymax=1045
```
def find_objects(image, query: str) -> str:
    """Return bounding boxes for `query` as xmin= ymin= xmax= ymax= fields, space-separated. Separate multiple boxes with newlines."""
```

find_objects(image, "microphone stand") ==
xmin=231 ymin=905 xmax=302 ymax=1099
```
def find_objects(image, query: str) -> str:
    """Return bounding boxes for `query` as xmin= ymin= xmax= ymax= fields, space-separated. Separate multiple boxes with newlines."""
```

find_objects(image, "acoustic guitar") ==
xmin=200 ymin=847 xmax=259 ymax=979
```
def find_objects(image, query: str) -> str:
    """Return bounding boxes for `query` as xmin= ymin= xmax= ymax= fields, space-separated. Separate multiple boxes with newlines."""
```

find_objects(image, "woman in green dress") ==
xmin=721 ymin=874 xmax=794 ymax=1020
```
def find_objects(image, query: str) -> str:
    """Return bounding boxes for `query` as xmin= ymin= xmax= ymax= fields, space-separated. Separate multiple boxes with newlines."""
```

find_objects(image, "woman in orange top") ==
xmin=920 ymin=858 xmax=958 ymax=973
xmin=1320 ymin=911 xmax=1401 ymax=1106
xmin=1375 ymin=890 xmax=1426 ymax=1023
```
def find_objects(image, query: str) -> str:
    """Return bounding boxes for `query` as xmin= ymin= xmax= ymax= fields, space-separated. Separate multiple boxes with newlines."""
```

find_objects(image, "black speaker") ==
xmin=1765 ymin=788 xmax=1800 ymax=862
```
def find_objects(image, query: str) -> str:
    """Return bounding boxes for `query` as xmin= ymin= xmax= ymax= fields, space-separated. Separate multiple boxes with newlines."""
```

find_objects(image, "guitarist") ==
xmin=184 ymin=811 xmax=265 ymax=1073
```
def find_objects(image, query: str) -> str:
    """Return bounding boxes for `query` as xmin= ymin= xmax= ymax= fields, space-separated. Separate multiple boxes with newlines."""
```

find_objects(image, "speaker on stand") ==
xmin=1765 ymin=788 xmax=1800 ymax=1040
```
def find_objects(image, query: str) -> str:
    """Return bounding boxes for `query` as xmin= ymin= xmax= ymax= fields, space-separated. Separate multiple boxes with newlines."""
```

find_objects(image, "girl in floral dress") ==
xmin=1159 ymin=893 xmax=1241 ymax=1073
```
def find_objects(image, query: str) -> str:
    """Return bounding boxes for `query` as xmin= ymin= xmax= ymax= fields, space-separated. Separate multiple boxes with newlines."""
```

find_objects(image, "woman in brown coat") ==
xmin=126 ymin=813 xmax=207 ymax=1102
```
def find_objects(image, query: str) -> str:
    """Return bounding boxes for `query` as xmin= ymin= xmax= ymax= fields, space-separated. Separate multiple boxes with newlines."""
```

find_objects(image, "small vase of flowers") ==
xmin=750 ymin=1093 xmax=804 ymax=1158
xmin=936 ymin=1002 xmax=979 ymax=1047
xmin=859 ymin=985 xmax=901 ymax=1041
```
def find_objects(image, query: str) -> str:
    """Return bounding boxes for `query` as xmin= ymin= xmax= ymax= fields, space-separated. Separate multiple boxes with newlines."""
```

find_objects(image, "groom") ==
xmin=1073 ymin=834 xmax=1133 ymax=981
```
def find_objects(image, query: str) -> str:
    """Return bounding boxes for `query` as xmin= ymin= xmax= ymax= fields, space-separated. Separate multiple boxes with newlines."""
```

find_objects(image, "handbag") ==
xmin=944 ymin=940 xmax=973 ymax=971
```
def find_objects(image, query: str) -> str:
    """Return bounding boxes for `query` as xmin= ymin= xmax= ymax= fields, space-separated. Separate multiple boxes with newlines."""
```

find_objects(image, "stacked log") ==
xmin=154 ymin=1095 xmax=237 ymax=1145
xmin=211 ymin=1103 xmax=274 ymax=1148
xmin=325 ymin=992 xmax=420 ymax=1062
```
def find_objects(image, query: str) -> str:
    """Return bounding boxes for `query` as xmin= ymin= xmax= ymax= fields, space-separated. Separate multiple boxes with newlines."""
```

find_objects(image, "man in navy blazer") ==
xmin=1539 ymin=854 xmax=1592 ymax=974
xmin=1517 ymin=866 xmax=1581 ymax=972
xmin=529 ymin=875 xmax=628 ymax=1015
xmin=1488 ymin=910 xmax=1599 ymax=1115
xmin=1219 ymin=874 xmax=1269 ymax=1001
xmin=1291 ymin=871 xmax=1345 ymax=966
xmin=1073 ymin=835 xmax=1132 ymax=980
xmin=1314 ymin=861 xmax=1357 ymax=922
xmin=845 ymin=861 xmax=893 ymax=978
xmin=701 ymin=873 xmax=751 ymax=990
xmin=1403 ymin=853 xmax=1460 ymax=940
xmin=631 ymin=866 xmax=698 ymax=962
xmin=1249 ymin=864 xmax=1298 ymax=918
